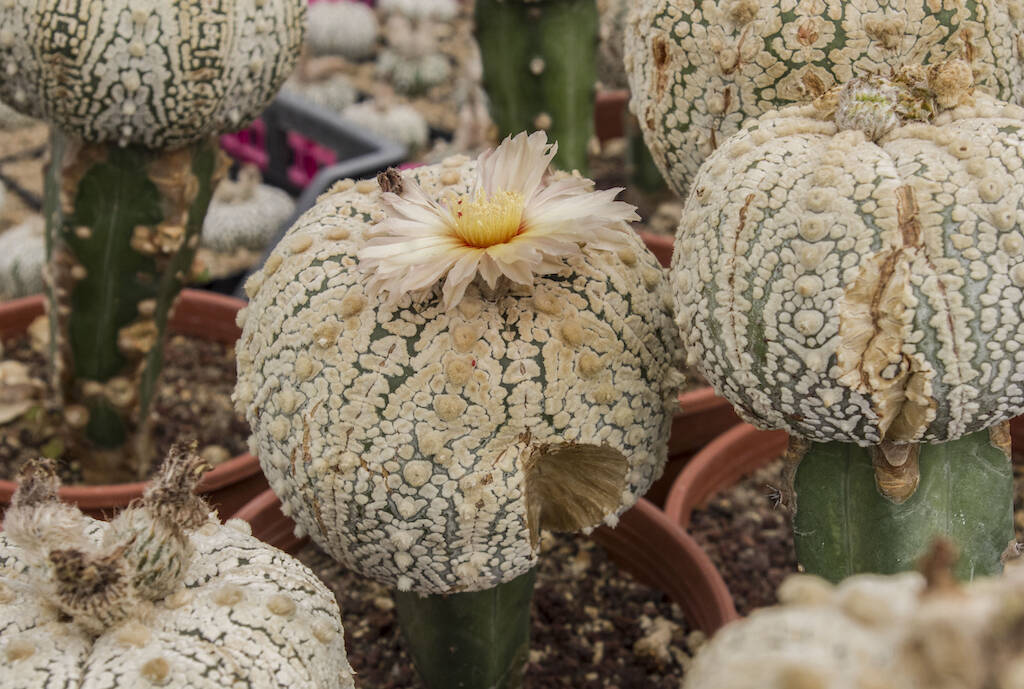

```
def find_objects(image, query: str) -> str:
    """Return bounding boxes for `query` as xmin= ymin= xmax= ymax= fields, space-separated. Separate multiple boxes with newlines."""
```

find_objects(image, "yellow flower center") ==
xmin=451 ymin=191 xmax=525 ymax=248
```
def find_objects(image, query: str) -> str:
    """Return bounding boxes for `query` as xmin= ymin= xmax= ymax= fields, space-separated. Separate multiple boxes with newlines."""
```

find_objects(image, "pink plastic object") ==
xmin=219 ymin=119 xmax=268 ymax=170
xmin=286 ymin=132 xmax=339 ymax=188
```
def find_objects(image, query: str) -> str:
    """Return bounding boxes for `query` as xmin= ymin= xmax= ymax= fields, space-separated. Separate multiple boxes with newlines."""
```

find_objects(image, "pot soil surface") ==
xmin=0 ymin=330 xmax=250 ymax=484
xmin=689 ymin=447 xmax=1024 ymax=616
xmin=298 ymin=531 xmax=702 ymax=688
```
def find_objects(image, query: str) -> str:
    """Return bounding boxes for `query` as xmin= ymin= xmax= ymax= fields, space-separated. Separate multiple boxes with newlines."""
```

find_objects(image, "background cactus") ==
xmin=377 ymin=0 xmax=459 ymax=23
xmin=305 ymin=0 xmax=379 ymax=61
xmin=0 ymin=449 xmax=354 ymax=689
xmin=672 ymin=64 xmax=1021 ymax=580
xmin=0 ymin=216 xmax=45 ymax=301
xmin=0 ymin=0 xmax=305 ymax=476
xmin=625 ymin=0 xmax=1024 ymax=197
xmin=377 ymin=14 xmax=453 ymax=96
xmin=200 ymin=166 xmax=295 ymax=255
xmin=235 ymin=133 xmax=682 ymax=688
xmin=475 ymin=0 xmax=599 ymax=173
xmin=341 ymin=99 xmax=431 ymax=153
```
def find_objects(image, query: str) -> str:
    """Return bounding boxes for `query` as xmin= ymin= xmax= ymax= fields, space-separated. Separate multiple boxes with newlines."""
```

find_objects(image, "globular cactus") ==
xmin=0 ymin=448 xmax=354 ymax=689
xmin=341 ymin=99 xmax=430 ymax=153
xmin=625 ymin=0 xmax=1024 ymax=197
xmin=0 ymin=216 xmax=45 ymax=300
xmin=200 ymin=166 xmax=295 ymax=254
xmin=685 ymin=546 xmax=1024 ymax=689
xmin=235 ymin=131 xmax=682 ymax=688
xmin=377 ymin=0 xmax=459 ymax=23
xmin=305 ymin=0 xmax=379 ymax=61
xmin=283 ymin=72 xmax=360 ymax=113
xmin=673 ymin=62 xmax=1021 ymax=580
xmin=0 ymin=0 xmax=305 ymax=474
xmin=475 ymin=0 xmax=599 ymax=173
xmin=377 ymin=15 xmax=452 ymax=95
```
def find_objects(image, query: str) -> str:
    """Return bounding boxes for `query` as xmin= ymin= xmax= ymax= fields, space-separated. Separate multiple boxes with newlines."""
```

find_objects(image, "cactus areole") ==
xmin=0 ymin=0 xmax=304 ymax=473
xmin=235 ymin=132 xmax=682 ymax=688
xmin=0 ymin=449 xmax=353 ymax=689
xmin=625 ymin=0 xmax=1024 ymax=198
xmin=673 ymin=63 xmax=1018 ymax=580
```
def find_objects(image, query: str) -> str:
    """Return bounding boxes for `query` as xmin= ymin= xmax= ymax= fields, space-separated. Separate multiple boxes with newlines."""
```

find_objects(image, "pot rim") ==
xmin=664 ymin=423 xmax=789 ymax=529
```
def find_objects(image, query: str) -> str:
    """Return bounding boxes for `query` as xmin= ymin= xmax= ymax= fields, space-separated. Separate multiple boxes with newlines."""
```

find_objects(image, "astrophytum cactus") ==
xmin=475 ymin=0 xmax=599 ymax=174
xmin=235 ymin=131 xmax=682 ymax=688
xmin=685 ymin=544 xmax=1024 ymax=689
xmin=0 ymin=447 xmax=354 ymax=689
xmin=673 ymin=61 xmax=1023 ymax=580
xmin=625 ymin=0 xmax=1024 ymax=197
xmin=0 ymin=0 xmax=304 ymax=475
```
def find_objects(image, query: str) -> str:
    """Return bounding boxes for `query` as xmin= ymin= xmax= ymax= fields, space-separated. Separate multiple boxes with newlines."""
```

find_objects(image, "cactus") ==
xmin=305 ymin=0 xmax=379 ymax=61
xmin=625 ymin=0 xmax=1024 ymax=198
xmin=672 ymin=63 xmax=1020 ymax=580
xmin=283 ymin=71 xmax=360 ymax=113
xmin=200 ymin=165 xmax=295 ymax=254
xmin=684 ymin=544 xmax=1024 ymax=689
xmin=0 ymin=448 xmax=354 ymax=688
xmin=341 ymin=98 xmax=430 ymax=153
xmin=377 ymin=0 xmax=459 ymax=23
xmin=475 ymin=0 xmax=599 ymax=174
xmin=377 ymin=14 xmax=453 ymax=96
xmin=0 ymin=0 xmax=305 ymax=475
xmin=0 ymin=216 xmax=45 ymax=300
xmin=235 ymin=132 xmax=683 ymax=688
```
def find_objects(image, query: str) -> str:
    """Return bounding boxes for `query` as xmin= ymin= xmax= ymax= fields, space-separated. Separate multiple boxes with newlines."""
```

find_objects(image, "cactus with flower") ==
xmin=0 ymin=0 xmax=304 ymax=478
xmin=235 ymin=131 xmax=683 ymax=688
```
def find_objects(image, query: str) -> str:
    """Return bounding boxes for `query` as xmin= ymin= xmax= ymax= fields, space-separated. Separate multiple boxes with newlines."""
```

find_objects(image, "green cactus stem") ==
xmin=393 ymin=568 xmax=536 ymax=689
xmin=789 ymin=424 xmax=1014 ymax=582
xmin=475 ymin=0 xmax=598 ymax=173
xmin=43 ymin=132 xmax=225 ymax=476
xmin=625 ymin=114 xmax=667 ymax=194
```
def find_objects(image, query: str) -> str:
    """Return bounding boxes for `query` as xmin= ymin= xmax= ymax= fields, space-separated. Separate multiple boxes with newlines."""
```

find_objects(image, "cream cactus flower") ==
xmin=359 ymin=131 xmax=640 ymax=309
xmin=235 ymin=135 xmax=682 ymax=595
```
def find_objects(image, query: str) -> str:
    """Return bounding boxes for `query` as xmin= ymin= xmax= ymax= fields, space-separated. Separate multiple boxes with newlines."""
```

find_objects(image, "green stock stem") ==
xmin=475 ymin=0 xmax=597 ymax=173
xmin=393 ymin=569 xmax=537 ymax=689
xmin=44 ymin=132 xmax=221 ymax=471
xmin=792 ymin=428 xmax=1014 ymax=582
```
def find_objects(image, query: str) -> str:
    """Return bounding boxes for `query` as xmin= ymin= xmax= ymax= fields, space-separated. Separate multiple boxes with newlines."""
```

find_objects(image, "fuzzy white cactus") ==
xmin=0 ymin=0 xmax=305 ymax=148
xmin=685 ymin=547 xmax=1024 ymax=689
xmin=0 ymin=216 xmax=45 ymax=300
xmin=377 ymin=0 xmax=459 ymax=22
xmin=201 ymin=166 xmax=295 ymax=254
xmin=283 ymin=72 xmax=360 ymax=112
xmin=234 ymin=132 xmax=682 ymax=596
xmin=305 ymin=1 xmax=379 ymax=61
xmin=377 ymin=14 xmax=452 ymax=95
xmin=0 ymin=448 xmax=354 ymax=689
xmin=341 ymin=99 xmax=430 ymax=152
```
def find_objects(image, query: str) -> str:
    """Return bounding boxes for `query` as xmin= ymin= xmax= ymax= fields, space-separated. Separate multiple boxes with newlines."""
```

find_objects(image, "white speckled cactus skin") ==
xmin=672 ymin=86 xmax=1024 ymax=445
xmin=685 ymin=564 xmax=1024 ymax=689
xmin=0 ymin=0 xmax=306 ymax=148
xmin=625 ymin=0 xmax=1024 ymax=197
xmin=305 ymin=1 xmax=379 ymax=61
xmin=234 ymin=160 xmax=682 ymax=595
xmin=0 ymin=217 xmax=45 ymax=300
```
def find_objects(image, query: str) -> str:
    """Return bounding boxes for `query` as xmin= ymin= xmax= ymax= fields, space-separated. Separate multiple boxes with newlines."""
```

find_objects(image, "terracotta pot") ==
xmin=639 ymin=231 xmax=673 ymax=268
xmin=0 ymin=289 xmax=266 ymax=521
xmin=235 ymin=489 xmax=738 ymax=634
xmin=664 ymin=423 xmax=789 ymax=529
xmin=594 ymin=88 xmax=629 ymax=143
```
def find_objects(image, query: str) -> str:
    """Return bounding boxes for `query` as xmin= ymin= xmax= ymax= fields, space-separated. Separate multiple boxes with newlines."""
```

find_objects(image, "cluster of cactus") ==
xmin=0 ymin=0 xmax=305 ymax=475
xmin=377 ymin=13 xmax=452 ymax=95
xmin=0 ymin=447 xmax=354 ymax=688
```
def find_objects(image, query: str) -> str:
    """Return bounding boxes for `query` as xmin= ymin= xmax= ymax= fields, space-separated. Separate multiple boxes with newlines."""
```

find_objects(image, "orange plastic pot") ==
xmin=0 ymin=289 xmax=266 ymax=521
xmin=235 ymin=489 xmax=738 ymax=634
xmin=664 ymin=423 xmax=789 ymax=529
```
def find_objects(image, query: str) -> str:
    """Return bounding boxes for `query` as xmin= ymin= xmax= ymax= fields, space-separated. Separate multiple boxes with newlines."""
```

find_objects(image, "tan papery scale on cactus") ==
xmin=0 ymin=446 xmax=354 ymax=689
xmin=672 ymin=60 xmax=1020 ymax=580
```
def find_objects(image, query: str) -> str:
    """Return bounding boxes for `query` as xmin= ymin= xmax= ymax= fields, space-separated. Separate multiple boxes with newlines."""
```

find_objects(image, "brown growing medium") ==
xmin=0 ymin=332 xmax=249 ymax=484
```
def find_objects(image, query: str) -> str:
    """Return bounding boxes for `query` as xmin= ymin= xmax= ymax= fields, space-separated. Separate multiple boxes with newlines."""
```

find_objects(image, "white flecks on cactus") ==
xmin=0 ymin=451 xmax=354 ymax=689
xmin=625 ymin=0 xmax=1024 ymax=197
xmin=283 ymin=72 xmax=360 ymax=113
xmin=305 ymin=0 xmax=379 ymax=60
xmin=377 ymin=0 xmax=459 ymax=22
xmin=685 ymin=559 xmax=1024 ymax=689
xmin=672 ymin=64 xmax=1024 ymax=446
xmin=200 ymin=166 xmax=295 ymax=253
xmin=0 ymin=216 xmax=45 ymax=300
xmin=341 ymin=99 xmax=430 ymax=152
xmin=235 ymin=132 xmax=683 ymax=595
xmin=0 ymin=0 xmax=306 ymax=148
